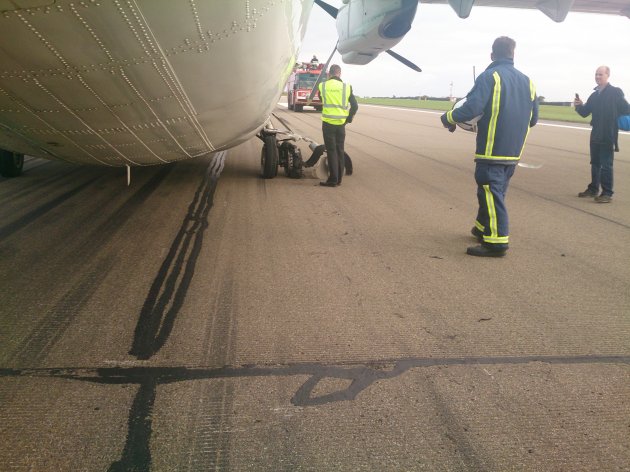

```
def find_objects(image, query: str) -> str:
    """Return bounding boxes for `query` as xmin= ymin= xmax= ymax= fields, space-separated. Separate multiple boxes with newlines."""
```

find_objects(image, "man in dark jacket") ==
xmin=574 ymin=66 xmax=630 ymax=203
xmin=440 ymin=36 xmax=538 ymax=257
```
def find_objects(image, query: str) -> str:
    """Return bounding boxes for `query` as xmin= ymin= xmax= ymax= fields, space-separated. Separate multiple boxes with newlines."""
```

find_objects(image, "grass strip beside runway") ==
xmin=357 ymin=97 xmax=591 ymax=124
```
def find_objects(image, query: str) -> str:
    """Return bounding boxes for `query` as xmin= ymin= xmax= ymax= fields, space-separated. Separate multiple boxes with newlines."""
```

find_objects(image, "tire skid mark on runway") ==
xmin=112 ymin=152 xmax=231 ymax=472
xmin=5 ymin=258 xmax=115 ymax=367
xmin=3 ymin=165 xmax=175 ymax=367
xmin=107 ymin=377 xmax=157 ymax=472
xmin=129 ymin=151 xmax=226 ymax=360
xmin=343 ymin=129 xmax=630 ymax=230
xmin=0 ymin=176 xmax=99 ymax=240
xmin=424 ymin=375 xmax=490 ymax=471
xmin=22 ymin=156 xmax=55 ymax=171
xmin=183 ymin=376 xmax=235 ymax=471
xmin=275 ymin=107 xmax=467 ymax=173
xmin=183 ymin=276 xmax=237 ymax=471
xmin=3 ymin=154 xmax=227 ymax=472
xmin=276 ymin=109 xmax=630 ymax=239
xmin=2 ymin=355 xmax=628 ymax=470
xmin=0 ymin=166 xmax=87 ymax=203
xmin=275 ymin=107 xmax=630 ymax=229
xmin=520 ymin=192 xmax=630 ymax=229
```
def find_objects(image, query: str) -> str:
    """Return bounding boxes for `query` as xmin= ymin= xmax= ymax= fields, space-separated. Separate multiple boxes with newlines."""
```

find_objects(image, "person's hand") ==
xmin=574 ymin=93 xmax=583 ymax=107
xmin=345 ymin=116 xmax=353 ymax=124
xmin=440 ymin=113 xmax=456 ymax=132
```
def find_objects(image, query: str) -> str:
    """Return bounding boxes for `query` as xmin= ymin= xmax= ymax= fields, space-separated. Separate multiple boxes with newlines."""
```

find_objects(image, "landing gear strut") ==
xmin=0 ymin=150 xmax=24 ymax=177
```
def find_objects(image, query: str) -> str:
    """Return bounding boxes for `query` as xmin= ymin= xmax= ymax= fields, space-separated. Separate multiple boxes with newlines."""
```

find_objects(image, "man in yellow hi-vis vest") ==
xmin=317 ymin=64 xmax=358 ymax=187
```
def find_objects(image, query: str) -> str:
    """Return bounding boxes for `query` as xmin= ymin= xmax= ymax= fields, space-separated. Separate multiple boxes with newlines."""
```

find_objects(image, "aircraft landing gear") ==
xmin=279 ymin=141 xmax=303 ymax=179
xmin=259 ymin=131 xmax=279 ymax=179
xmin=257 ymin=120 xmax=304 ymax=180
xmin=0 ymin=150 xmax=24 ymax=177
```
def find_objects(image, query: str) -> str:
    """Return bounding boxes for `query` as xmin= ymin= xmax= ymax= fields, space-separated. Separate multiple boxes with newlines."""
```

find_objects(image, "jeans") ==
xmin=587 ymin=142 xmax=614 ymax=197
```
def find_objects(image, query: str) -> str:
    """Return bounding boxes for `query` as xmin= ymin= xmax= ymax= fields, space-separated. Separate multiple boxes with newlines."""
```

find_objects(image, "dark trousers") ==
xmin=322 ymin=122 xmax=346 ymax=184
xmin=587 ymin=142 xmax=614 ymax=197
xmin=304 ymin=144 xmax=353 ymax=173
xmin=474 ymin=162 xmax=515 ymax=249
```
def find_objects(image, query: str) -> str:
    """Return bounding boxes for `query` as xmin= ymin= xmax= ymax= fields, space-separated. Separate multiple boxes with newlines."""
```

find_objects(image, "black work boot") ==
xmin=470 ymin=227 xmax=484 ymax=243
xmin=466 ymin=244 xmax=507 ymax=258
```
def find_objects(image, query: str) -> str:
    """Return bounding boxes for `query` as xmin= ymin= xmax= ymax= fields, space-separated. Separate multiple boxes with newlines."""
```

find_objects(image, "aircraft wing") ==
xmin=418 ymin=0 xmax=630 ymax=22
xmin=327 ymin=0 xmax=628 ymax=69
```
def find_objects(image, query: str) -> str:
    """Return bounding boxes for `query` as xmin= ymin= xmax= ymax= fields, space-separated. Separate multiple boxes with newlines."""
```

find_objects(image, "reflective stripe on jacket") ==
xmin=319 ymin=79 xmax=351 ymax=125
xmin=446 ymin=59 xmax=538 ymax=163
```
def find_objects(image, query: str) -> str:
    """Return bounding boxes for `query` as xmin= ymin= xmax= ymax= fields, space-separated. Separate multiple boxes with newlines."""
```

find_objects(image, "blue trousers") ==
xmin=474 ymin=162 xmax=515 ymax=249
xmin=587 ymin=142 xmax=614 ymax=197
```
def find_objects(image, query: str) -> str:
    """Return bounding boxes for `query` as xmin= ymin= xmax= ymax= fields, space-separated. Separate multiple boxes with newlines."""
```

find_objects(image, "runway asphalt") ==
xmin=1 ymin=103 xmax=629 ymax=471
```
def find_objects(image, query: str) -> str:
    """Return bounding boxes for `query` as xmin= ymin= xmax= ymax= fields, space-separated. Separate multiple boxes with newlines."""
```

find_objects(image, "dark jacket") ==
xmin=445 ymin=58 xmax=538 ymax=164
xmin=575 ymin=84 xmax=629 ymax=151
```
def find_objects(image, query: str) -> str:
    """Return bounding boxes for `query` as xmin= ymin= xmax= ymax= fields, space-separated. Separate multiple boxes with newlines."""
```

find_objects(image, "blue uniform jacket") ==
xmin=446 ymin=59 xmax=538 ymax=164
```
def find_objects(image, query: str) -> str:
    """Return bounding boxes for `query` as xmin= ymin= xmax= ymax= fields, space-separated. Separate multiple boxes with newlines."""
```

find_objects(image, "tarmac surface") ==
xmin=1 ymin=104 xmax=629 ymax=471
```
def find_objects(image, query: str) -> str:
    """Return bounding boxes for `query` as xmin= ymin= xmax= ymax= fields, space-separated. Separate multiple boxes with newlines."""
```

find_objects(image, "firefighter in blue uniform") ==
xmin=441 ymin=36 xmax=538 ymax=257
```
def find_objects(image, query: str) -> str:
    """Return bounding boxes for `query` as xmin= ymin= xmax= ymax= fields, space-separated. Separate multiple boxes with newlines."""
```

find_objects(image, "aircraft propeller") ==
xmin=313 ymin=0 xmax=422 ymax=72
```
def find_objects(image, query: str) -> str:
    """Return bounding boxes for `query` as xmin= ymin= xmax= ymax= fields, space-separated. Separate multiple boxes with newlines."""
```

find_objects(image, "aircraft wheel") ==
xmin=315 ymin=106 xmax=322 ymax=112
xmin=286 ymin=147 xmax=303 ymax=179
xmin=260 ymin=134 xmax=278 ymax=179
xmin=0 ymin=150 xmax=24 ymax=177
xmin=294 ymin=105 xmax=303 ymax=112
xmin=279 ymin=144 xmax=290 ymax=177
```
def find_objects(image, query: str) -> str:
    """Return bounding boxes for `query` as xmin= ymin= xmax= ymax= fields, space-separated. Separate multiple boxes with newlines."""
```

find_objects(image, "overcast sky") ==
xmin=298 ymin=2 xmax=630 ymax=102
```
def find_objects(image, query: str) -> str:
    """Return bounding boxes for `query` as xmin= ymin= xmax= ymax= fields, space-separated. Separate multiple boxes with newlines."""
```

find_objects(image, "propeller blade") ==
xmin=386 ymin=49 xmax=422 ymax=72
xmin=315 ymin=0 xmax=420 ymax=73
xmin=308 ymin=42 xmax=337 ymax=101
xmin=314 ymin=0 xmax=338 ymax=18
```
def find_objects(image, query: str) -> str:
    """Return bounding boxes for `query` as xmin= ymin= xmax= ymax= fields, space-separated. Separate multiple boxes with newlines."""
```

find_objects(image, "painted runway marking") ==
xmin=355 ymin=104 xmax=630 ymax=134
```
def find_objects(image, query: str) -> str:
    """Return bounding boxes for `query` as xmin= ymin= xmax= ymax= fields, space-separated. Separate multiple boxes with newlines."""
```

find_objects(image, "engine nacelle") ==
xmin=336 ymin=0 xmax=418 ymax=65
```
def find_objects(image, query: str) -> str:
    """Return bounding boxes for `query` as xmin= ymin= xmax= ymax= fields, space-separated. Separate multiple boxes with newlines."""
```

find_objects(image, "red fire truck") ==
xmin=286 ymin=62 xmax=324 ymax=112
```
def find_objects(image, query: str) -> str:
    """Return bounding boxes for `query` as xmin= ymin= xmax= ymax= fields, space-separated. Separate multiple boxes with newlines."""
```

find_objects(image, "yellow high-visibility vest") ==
xmin=319 ymin=79 xmax=351 ymax=125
